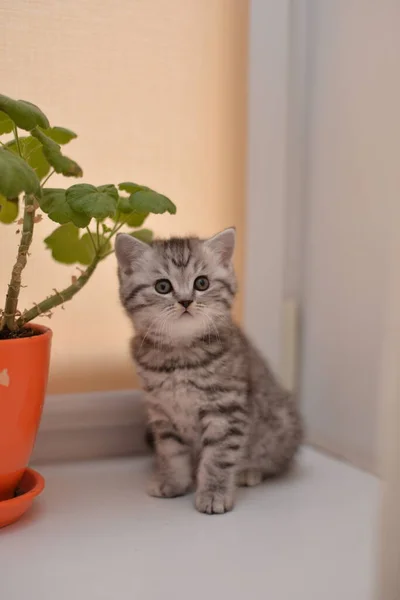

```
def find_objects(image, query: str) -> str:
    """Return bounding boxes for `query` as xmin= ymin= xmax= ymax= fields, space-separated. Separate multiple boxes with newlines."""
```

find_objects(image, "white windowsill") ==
xmin=3 ymin=448 xmax=379 ymax=600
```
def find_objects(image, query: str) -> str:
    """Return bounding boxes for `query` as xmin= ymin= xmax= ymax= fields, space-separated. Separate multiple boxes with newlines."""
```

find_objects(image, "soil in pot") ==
xmin=0 ymin=326 xmax=40 ymax=341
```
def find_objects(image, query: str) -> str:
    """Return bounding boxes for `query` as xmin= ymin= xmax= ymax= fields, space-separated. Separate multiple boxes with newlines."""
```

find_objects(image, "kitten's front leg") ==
xmin=147 ymin=418 xmax=193 ymax=499
xmin=196 ymin=398 xmax=249 ymax=514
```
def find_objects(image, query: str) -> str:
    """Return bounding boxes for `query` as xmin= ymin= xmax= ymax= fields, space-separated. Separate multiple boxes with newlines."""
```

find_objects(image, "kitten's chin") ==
xmin=131 ymin=313 xmax=211 ymax=344
xmin=168 ymin=314 xmax=207 ymax=342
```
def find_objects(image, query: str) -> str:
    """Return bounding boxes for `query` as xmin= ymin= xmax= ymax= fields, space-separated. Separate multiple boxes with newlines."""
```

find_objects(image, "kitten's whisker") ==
xmin=197 ymin=306 xmax=222 ymax=346
xmin=139 ymin=306 xmax=175 ymax=352
xmin=155 ymin=308 xmax=175 ymax=350
xmin=157 ymin=314 xmax=171 ymax=351
xmin=198 ymin=312 xmax=212 ymax=345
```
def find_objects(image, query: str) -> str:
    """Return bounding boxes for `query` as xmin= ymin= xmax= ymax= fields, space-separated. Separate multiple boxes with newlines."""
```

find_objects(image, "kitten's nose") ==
xmin=179 ymin=299 xmax=193 ymax=309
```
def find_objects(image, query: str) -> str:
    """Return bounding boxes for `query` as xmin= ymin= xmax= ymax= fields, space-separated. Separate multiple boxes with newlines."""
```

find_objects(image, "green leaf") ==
xmin=40 ymin=188 xmax=90 ymax=227
xmin=118 ymin=182 xmax=146 ymax=195
xmin=118 ymin=183 xmax=175 ymax=215
xmin=129 ymin=190 xmax=176 ymax=215
xmin=44 ymin=223 xmax=101 ymax=266
xmin=44 ymin=223 xmax=82 ymax=264
xmin=113 ymin=198 xmax=148 ymax=227
xmin=66 ymin=184 xmax=118 ymax=219
xmin=0 ymin=111 xmax=13 ymax=134
xmin=0 ymin=94 xmax=49 ymax=131
xmin=0 ymin=194 xmax=18 ymax=224
xmin=75 ymin=232 xmax=95 ymax=265
xmin=116 ymin=186 xmax=174 ymax=223
xmin=0 ymin=149 xmax=40 ymax=197
xmin=44 ymin=126 xmax=77 ymax=145
xmin=118 ymin=212 xmax=148 ymax=227
xmin=6 ymin=136 xmax=50 ymax=181
xmin=98 ymin=184 xmax=119 ymax=197
xmin=101 ymin=223 xmax=113 ymax=234
xmin=116 ymin=195 xmax=135 ymax=214
xmin=31 ymin=127 xmax=83 ymax=177
xmin=24 ymin=138 xmax=50 ymax=181
xmin=7 ymin=136 xmax=51 ymax=181
xmin=129 ymin=228 xmax=153 ymax=244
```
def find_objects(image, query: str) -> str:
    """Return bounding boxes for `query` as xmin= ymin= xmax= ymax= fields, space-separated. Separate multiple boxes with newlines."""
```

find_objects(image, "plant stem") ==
xmin=1 ymin=195 xmax=36 ymax=331
xmin=40 ymin=169 xmax=55 ymax=188
xmin=102 ymin=221 xmax=124 ymax=251
xmin=14 ymin=222 xmax=120 ymax=329
xmin=86 ymin=227 xmax=97 ymax=251
xmin=16 ymin=257 xmax=100 ymax=328
xmin=13 ymin=125 xmax=23 ymax=158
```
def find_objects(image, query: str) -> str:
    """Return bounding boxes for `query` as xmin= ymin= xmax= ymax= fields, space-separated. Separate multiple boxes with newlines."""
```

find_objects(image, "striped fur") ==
xmin=115 ymin=229 xmax=302 ymax=514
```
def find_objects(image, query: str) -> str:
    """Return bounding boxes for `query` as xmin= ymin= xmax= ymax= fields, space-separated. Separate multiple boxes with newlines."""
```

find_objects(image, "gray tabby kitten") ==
xmin=115 ymin=228 xmax=302 ymax=514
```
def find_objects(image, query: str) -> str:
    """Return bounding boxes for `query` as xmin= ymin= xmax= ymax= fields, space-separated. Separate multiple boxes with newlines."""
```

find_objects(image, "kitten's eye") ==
xmin=194 ymin=276 xmax=209 ymax=291
xmin=155 ymin=279 xmax=173 ymax=294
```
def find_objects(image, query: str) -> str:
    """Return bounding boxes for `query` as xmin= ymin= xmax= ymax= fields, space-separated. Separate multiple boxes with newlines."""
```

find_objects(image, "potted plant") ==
xmin=0 ymin=93 xmax=176 ymax=526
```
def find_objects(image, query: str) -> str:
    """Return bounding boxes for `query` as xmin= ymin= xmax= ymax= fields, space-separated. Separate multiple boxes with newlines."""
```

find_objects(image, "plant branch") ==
xmin=86 ymin=227 xmax=97 ymax=251
xmin=1 ymin=194 xmax=36 ymax=330
xmin=100 ymin=220 xmax=123 ymax=253
xmin=41 ymin=169 xmax=55 ymax=188
xmin=13 ymin=125 xmax=23 ymax=158
xmin=0 ymin=141 xmax=18 ymax=153
xmin=13 ymin=221 xmax=119 ymax=329
xmin=16 ymin=257 xmax=100 ymax=327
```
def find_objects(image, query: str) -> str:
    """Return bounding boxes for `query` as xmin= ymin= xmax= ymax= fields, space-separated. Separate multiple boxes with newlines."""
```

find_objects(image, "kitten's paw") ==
xmin=195 ymin=489 xmax=235 ymax=515
xmin=147 ymin=476 xmax=190 ymax=499
xmin=237 ymin=468 xmax=263 ymax=487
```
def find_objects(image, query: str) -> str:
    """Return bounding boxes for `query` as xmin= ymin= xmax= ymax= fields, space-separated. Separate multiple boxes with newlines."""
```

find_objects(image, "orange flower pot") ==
xmin=0 ymin=468 xmax=45 ymax=528
xmin=0 ymin=323 xmax=52 ymax=502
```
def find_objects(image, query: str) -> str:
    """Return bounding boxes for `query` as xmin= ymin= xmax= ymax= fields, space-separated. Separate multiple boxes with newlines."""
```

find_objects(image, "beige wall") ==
xmin=0 ymin=0 xmax=248 ymax=393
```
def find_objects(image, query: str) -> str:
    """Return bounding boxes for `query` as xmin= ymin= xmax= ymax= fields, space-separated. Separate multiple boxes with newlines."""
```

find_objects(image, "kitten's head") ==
xmin=115 ymin=228 xmax=236 ymax=342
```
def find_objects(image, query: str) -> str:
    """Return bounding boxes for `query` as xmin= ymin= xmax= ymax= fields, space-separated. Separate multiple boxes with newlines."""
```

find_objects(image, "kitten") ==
xmin=115 ymin=228 xmax=302 ymax=514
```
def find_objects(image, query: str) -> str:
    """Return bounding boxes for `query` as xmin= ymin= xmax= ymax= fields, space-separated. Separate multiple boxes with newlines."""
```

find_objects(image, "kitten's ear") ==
xmin=204 ymin=227 xmax=236 ymax=266
xmin=115 ymin=233 xmax=148 ymax=271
